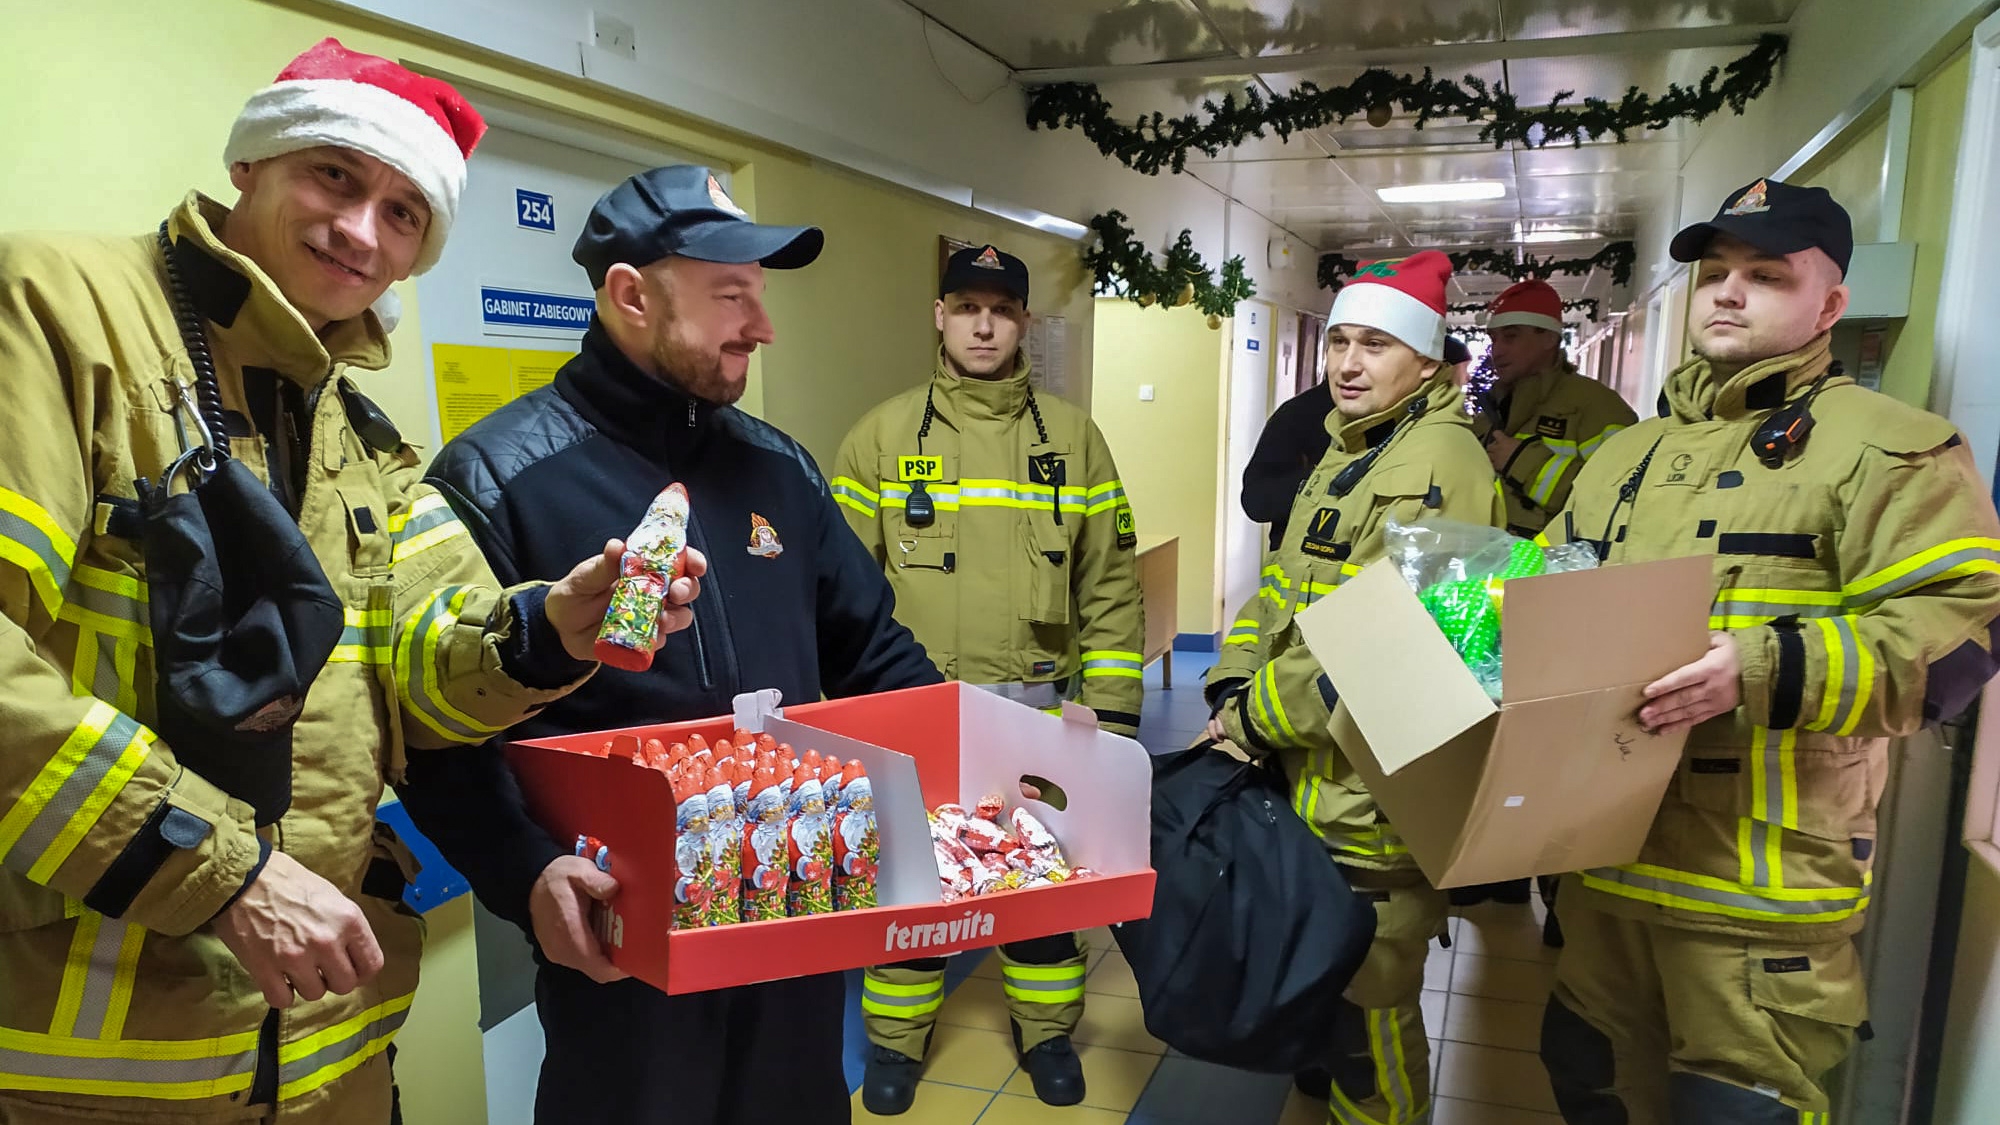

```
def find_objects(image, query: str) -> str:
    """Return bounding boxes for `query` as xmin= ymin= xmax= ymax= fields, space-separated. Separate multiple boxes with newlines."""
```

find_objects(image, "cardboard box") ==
xmin=1295 ymin=555 xmax=1712 ymax=887
xmin=503 ymin=682 xmax=1155 ymax=994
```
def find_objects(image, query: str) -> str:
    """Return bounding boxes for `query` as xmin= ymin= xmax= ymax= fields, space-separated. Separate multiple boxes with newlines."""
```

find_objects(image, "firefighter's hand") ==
xmin=546 ymin=540 xmax=709 ymax=663
xmin=1640 ymin=632 xmax=1741 ymax=736
xmin=531 ymin=856 xmax=629 ymax=984
xmin=214 ymin=850 xmax=383 ymax=1009
xmin=1484 ymin=430 xmax=1522 ymax=470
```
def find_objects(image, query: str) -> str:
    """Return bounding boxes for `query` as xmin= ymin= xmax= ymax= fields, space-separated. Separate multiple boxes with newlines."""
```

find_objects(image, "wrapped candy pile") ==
xmin=1381 ymin=518 xmax=1599 ymax=700
xmin=930 ymin=794 xmax=1094 ymax=903
xmin=582 ymin=729 xmax=878 ymax=929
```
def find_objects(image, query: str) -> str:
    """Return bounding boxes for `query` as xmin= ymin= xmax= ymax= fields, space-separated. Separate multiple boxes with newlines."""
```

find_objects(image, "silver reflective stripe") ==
xmin=861 ymin=983 xmax=942 ymax=1008
xmin=830 ymin=483 xmax=878 ymax=513
xmin=1854 ymin=543 xmax=2000 ymax=603
xmin=0 ymin=508 xmax=73 ymax=591
xmin=392 ymin=506 xmax=456 ymax=544
xmin=397 ymin=588 xmax=491 ymax=743
xmin=1748 ymin=821 xmax=1773 ymax=888
xmin=970 ymin=681 xmax=1070 ymax=710
xmin=1081 ymin=656 xmax=1142 ymax=673
xmin=91 ymin=637 xmax=121 ymax=706
xmin=1759 ymin=728 xmax=1784 ymax=829
xmin=5 ymin=713 xmax=142 ymax=871
xmin=71 ymin=915 xmax=136 ymax=1040
xmin=278 ymin=1004 xmax=411 ymax=1089
xmin=66 ymin=582 xmax=150 ymax=638
xmin=1581 ymin=867 xmax=1860 ymax=916
xmin=1001 ymin=975 xmax=1085 ymax=995
xmin=0 ymin=1042 xmax=256 ymax=1088
xmin=1829 ymin=615 xmax=1862 ymax=730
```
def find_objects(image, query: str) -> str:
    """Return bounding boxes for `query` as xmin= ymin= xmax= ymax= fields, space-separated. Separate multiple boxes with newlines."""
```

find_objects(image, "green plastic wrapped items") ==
xmin=1414 ymin=539 xmax=1549 ymax=666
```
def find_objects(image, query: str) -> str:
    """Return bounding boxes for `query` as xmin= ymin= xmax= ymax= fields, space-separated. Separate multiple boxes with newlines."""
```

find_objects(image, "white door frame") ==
xmin=1931 ymin=9 xmax=2000 ymax=478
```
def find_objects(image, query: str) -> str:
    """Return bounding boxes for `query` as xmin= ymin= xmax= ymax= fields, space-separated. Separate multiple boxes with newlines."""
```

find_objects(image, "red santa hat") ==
xmin=1326 ymin=250 xmax=1453 ymax=360
xmin=1484 ymin=279 xmax=1564 ymax=333
xmin=223 ymin=38 xmax=487 ymax=275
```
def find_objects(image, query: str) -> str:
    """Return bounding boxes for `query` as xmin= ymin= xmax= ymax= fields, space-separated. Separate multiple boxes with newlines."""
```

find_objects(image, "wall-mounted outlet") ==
xmin=592 ymin=11 xmax=638 ymax=61
xmin=1138 ymin=384 xmax=1155 ymax=402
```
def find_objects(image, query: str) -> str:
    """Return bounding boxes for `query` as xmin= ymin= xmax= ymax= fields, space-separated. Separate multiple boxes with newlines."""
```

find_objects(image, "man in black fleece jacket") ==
xmin=397 ymin=166 xmax=940 ymax=1125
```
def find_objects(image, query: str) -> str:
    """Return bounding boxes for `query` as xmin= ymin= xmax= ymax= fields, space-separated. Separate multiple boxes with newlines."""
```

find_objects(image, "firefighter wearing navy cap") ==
xmin=831 ymin=243 xmax=1142 ymax=1114
xmin=415 ymin=166 xmax=941 ymax=1124
xmin=1535 ymin=179 xmax=2000 ymax=1123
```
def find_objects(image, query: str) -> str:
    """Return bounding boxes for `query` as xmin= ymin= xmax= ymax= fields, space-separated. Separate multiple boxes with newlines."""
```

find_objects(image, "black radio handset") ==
xmin=1750 ymin=361 xmax=1840 ymax=469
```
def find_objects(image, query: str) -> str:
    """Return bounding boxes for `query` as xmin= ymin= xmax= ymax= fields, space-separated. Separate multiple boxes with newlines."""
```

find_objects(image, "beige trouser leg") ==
xmin=1325 ymin=867 xmax=1448 ymax=1125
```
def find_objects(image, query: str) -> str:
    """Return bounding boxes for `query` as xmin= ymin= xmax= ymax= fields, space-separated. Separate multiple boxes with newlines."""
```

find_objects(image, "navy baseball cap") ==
xmin=572 ymin=165 xmax=823 ymax=288
xmin=940 ymin=244 xmax=1030 ymax=307
xmin=1443 ymin=335 xmax=1471 ymax=365
xmin=1670 ymin=178 xmax=1854 ymax=277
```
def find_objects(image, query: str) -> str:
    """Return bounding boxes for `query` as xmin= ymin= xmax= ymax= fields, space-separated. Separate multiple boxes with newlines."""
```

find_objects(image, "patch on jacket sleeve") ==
xmin=1536 ymin=416 xmax=1568 ymax=439
xmin=1115 ymin=504 xmax=1137 ymax=550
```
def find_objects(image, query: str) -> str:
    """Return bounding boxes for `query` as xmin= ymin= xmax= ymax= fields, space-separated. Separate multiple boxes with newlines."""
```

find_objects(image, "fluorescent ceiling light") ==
xmin=1519 ymin=229 xmax=1594 ymax=244
xmin=1376 ymin=181 xmax=1506 ymax=204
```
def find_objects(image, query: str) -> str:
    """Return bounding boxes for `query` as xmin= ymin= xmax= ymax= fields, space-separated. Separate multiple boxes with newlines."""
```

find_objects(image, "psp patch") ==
xmin=1115 ymin=505 xmax=1137 ymax=549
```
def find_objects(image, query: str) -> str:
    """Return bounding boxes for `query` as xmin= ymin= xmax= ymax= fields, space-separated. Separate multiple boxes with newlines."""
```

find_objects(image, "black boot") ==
xmin=1019 ymin=1035 xmax=1086 ymax=1106
xmin=1293 ymin=1066 xmax=1332 ymax=1100
xmin=862 ymin=1045 xmax=924 ymax=1116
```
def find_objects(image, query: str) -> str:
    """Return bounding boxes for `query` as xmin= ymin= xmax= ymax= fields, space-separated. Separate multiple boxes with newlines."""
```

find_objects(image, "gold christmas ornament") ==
xmin=1174 ymin=281 xmax=1196 ymax=307
xmin=1136 ymin=292 xmax=1157 ymax=308
xmin=1207 ymin=313 xmax=1223 ymax=330
xmin=1366 ymin=101 xmax=1394 ymax=128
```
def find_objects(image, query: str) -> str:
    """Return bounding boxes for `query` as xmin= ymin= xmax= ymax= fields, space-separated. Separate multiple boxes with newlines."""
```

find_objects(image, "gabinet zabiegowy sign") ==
xmin=480 ymin=286 xmax=594 ymax=333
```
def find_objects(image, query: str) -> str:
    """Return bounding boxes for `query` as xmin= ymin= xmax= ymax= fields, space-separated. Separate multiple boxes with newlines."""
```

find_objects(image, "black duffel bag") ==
xmin=1113 ymin=742 xmax=1375 ymax=1073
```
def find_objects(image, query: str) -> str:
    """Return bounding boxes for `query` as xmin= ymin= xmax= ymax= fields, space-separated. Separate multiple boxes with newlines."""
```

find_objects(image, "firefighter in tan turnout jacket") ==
xmin=1205 ymin=251 xmax=1506 ymax=1125
xmin=0 ymin=42 xmax=704 ymax=1122
xmin=1535 ymin=180 xmax=2000 ymax=1124
xmin=1459 ymin=279 xmax=1637 ymax=916
xmin=834 ymin=245 xmax=1141 ymax=1115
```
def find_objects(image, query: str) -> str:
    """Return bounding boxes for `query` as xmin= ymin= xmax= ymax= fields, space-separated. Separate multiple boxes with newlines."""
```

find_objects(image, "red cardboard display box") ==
xmin=503 ymin=682 xmax=1156 ymax=994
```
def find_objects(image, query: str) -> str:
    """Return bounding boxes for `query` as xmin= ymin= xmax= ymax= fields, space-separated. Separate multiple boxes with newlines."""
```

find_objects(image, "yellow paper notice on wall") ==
xmin=433 ymin=344 xmax=512 ymax=442
xmin=511 ymin=348 xmax=572 ymax=397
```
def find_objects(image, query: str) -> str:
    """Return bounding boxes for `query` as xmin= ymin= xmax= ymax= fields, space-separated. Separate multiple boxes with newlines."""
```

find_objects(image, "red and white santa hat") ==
xmin=1484 ymin=279 xmax=1563 ymax=333
xmin=1327 ymin=250 xmax=1453 ymax=360
xmin=223 ymin=38 xmax=487 ymax=275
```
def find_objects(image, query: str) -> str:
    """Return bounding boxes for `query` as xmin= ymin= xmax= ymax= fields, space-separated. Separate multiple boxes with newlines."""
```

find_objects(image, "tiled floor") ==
xmin=485 ymin=649 xmax=1568 ymax=1124
xmin=844 ymin=650 xmax=1567 ymax=1125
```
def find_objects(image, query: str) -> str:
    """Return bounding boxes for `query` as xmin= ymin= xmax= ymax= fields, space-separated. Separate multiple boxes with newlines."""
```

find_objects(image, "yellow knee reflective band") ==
xmin=277 ymin=992 xmax=414 ymax=1101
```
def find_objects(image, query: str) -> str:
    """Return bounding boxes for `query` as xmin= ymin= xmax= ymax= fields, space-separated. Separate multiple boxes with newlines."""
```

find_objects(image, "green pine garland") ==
xmin=1321 ymin=242 xmax=1634 ymax=291
xmin=1084 ymin=210 xmax=1256 ymax=321
xmin=1025 ymin=35 xmax=1786 ymax=176
xmin=1448 ymin=297 xmax=1602 ymax=321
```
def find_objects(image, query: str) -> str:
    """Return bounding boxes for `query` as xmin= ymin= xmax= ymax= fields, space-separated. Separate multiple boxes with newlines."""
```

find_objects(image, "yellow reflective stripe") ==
xmin=1252 ymin=664 xmax=1301 ymax=747
xmin=833 ymin=493 xmax=876 ymax=518
xmin=0 ymin=487 xmax=78 ymax=615
xmin=394 ymin=587 xmax=504 ymax=744
xmin=1225 ymin=618 xmax=1260 ymax=645
xmin=0 ymin=704 xmax=153 ymax=882
xmin=1001 ymin=963 xmax=1087 ymax=1005
xmin=1081 ymin=650 xmax=1144 ymax=678
xmin=329 ymin=606 xmax=394 ymax=666
xmin=1528 ymin=448 xmax=1575 ymax=507
xmin=1806 ymin=616 xmax=1874 ymax=736
xmin=60 ymin=565 xmax=151 ymax=647
xmin=1579 ymin=863 xmax=1868 ymax=924
xmin=48 ymin=912 xmax=100 ymax=1037
xmin=100 ymin=922 xmax=145 ymax=1042
xmin=828 ymin=476 xmax=880 ymax=504
xmin=1293 ymin=748 xmax=1324 ymax=838
xmin=0 ymin=1022 xmax=260 ymax=1100
xmin=1842 ymin=537 xmax=2000 ymax=604
xmin=860 ymin=976 xmax=944 ymax=1017
xmin=1737 ymin=818 xmax=1755 ymax=887
xmin=1579 ymin=424 xmax=1626 ymax=458
xmin=390 ymin=522 xmax=467 ymax=566
xmin=276 ymin=992 xmax=414 ymax=1101
xmin=50 ymin=912 xmax=144 ymax=1041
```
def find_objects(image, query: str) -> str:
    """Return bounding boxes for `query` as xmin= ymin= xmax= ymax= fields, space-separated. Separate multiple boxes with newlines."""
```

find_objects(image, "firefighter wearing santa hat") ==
xmin=1474 ymin=279 xmax=1638 ymax=538
xmin=1204 ymin=250 xmax=1505 ymax=1125
xmin=0 ymin=39 xmax=648 ymax=1120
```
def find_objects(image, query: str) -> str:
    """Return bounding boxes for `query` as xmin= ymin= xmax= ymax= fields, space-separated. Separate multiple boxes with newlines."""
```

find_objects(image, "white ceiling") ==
xmin=901 ymin=0 xmax=1806 ymax=309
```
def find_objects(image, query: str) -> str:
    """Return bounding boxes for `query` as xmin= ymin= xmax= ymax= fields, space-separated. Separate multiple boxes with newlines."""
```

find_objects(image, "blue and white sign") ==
xmin=480 ymin=287 xmax=593 ymax=332
xmin=1246 ymin=338 xmax=1261 ymax=351
xmin=515 ymin=189 xmax=556 ymax=232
